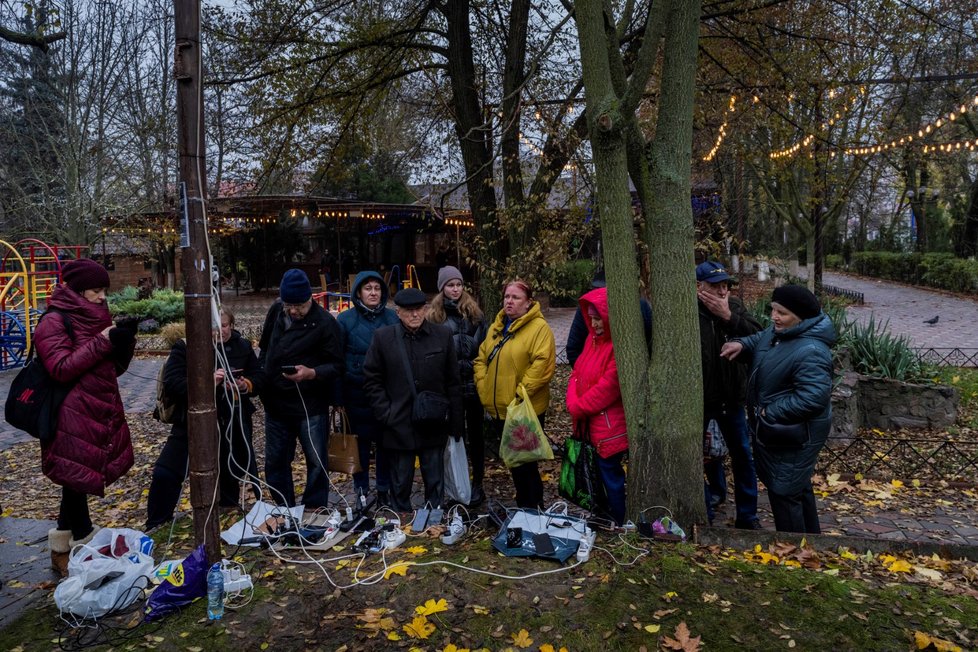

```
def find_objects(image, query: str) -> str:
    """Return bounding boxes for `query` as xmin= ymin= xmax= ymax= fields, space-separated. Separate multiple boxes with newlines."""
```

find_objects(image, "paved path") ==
xmin=821 ymin=271 xmax=978 ymax=349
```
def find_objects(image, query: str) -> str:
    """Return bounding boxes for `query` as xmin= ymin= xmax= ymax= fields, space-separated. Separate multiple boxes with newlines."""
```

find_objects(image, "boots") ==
xmin=69 ymin=525 xmax=100 ymax=551
xmin=48 ymin=529 xmax=72 ymax=577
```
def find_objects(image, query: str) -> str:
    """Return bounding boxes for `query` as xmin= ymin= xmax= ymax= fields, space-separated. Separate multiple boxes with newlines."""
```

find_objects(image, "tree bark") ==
xmin=642 ymin=0 xmax=705 ymax=528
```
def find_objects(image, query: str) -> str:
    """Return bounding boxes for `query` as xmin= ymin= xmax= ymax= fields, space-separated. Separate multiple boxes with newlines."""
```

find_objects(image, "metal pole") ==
xmin=174 ymin=0 xmax=221 ymax=564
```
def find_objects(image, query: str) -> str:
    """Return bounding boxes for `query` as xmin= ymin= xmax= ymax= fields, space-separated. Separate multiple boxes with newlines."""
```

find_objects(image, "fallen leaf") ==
xmin=660 ymin=622 xmax=701 ymax=651
xmin=384 ymin=562 xmax=414 ymax=579
xmin=510 ymin=628 xmax=533 ymax=648
xmin=403 ymin=615 xmax=435 ymax=640
xmin=415 ymin=598 xmax=449 ymax=616
xmin=644 ymin=624 xmax=661 ymax=633
xmin=405 ymin=546 xmax=428 ymax=554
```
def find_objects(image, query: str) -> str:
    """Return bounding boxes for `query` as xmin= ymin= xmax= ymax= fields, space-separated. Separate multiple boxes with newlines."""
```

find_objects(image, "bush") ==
xmin=850 ymin=252 xmax=978 ymax=294
xmin=109 ymin=287 xmax=185 ymax=329
xmin=844 ymin=315 xmax=926 ymax=381
xmin=824 ymin=254 xmax=844 ymax=269
xmin=548 ymin=260 xmax=596 ymax=307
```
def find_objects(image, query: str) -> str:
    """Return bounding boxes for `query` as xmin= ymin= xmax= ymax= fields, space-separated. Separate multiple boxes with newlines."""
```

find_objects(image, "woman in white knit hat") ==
xmin=428 ymin=266 xmax=488 ymax=505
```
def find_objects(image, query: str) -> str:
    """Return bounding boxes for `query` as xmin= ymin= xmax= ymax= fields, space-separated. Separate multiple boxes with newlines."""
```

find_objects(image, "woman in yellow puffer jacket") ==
xmin=474 ymin=280 xmax=555 ymax=507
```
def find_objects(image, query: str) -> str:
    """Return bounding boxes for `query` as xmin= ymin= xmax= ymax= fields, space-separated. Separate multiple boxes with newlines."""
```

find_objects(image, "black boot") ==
xmin=468 ymin=485 xmax=485 ymax=507
xmin=376 ymin=490 xmax=392 ymax=508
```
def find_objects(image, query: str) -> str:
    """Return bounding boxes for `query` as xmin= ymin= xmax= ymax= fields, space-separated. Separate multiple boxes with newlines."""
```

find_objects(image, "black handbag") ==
xmin=4 ymin=310 xmax=74 ymax=443
xmin=558 ymin=422 xmax=607 ymax=513
xmin=395 ymin=325 xmax=451 ymax=428
xmin=755 ymin=413 xmax=810 ymax=450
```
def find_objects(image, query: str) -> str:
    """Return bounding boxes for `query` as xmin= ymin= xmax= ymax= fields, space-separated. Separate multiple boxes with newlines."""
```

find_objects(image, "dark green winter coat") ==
xmin=735 ymin=313 xmax=836 ymax=495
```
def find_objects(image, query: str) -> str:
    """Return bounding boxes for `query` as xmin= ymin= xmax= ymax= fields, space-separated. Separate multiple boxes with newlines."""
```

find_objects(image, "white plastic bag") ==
xmin=443 ymin=436 xmax=471 ymax=505
xmin=54 ymin=527 xmax=155 ymax=619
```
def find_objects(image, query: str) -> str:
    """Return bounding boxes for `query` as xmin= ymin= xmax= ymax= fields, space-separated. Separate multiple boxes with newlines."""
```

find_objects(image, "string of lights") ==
xmin=702 ymin=95 xmax=738 ymax=162
xmin=769 ymin=88 xmax=864 ymax=160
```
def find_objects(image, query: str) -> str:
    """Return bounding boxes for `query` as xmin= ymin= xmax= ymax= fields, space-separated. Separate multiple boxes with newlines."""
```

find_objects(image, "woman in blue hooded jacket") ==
xmin=337 ymin=270 xmax=400 ymax=506
xmin=720 ymin=285 xmax=836 ymax=534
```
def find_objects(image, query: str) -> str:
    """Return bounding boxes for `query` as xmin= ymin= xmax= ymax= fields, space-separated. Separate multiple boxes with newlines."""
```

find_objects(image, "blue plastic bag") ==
xmin=144 ymin=544 xmax=210 ymax=622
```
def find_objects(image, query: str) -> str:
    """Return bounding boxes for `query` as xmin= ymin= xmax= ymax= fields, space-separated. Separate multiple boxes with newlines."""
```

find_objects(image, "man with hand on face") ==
xmin=258 ymin=268 xmax=343 ymax=509
xmin=362 ymin=288 xmax=464 ymax=512
xmin=696 ymin=260 xmax=763 ymax=529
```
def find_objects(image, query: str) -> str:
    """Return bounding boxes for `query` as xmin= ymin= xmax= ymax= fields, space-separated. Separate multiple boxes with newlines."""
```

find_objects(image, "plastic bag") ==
xmin=443 ymin=436 xmax=471 ymax=505
xmin=54 ymin=528 xmax=155 ymax=619
xmin=144 ymin=544 xmax=210 ymax=622
xmin=499 ymin=385 xmax=553 ymax=468
xmin=558 ymin=437 xmax=606 ymax=513
xmin=703 ymin=419 xmax=729 ymax=461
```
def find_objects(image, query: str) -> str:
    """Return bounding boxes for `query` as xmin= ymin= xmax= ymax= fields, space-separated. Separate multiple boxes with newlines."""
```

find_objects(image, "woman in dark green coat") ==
xmin=720 ymin=285 xmax=836 ymax=533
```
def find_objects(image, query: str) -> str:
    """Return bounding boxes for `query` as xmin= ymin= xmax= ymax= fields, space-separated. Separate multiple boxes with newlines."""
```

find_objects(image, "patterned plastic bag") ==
xmin=499 ymin=385 xmax=554 ymax=468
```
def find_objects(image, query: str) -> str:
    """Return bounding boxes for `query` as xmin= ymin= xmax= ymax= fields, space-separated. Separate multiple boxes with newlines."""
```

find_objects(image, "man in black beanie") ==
xmin=258 ymin=268 xmax=343 ymax=509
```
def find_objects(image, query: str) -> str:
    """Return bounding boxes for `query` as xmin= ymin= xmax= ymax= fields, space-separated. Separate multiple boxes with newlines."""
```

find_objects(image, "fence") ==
xmin=915 ymin=348 xmax=978 ymax=368
xmin=818 ymin=434 xmax=978 ymax=482
xmin=821 ymin=284 xmax=864 ymax=305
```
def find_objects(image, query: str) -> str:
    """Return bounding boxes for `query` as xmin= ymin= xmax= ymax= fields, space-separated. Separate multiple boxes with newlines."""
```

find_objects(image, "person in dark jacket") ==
xmin=721 ymin=284 xmax=836 ymax=534
xmin=145 ymin=309 xmax=264 ymax=530
xmin=258 ymin=269 xmax=343 ymax=509
xmin=696 ymin=260 xmax=762 ymax=529
xmin=337 ymin=270 xmax=399 ymax=506
xmin=35 ymin=258 xmax=136 ymax=575
xmin=362 ymin=288 xmax=464 ymax=512
xmin=565 ymin=270 xmax=652 ymax=368
xmin=427 ymin=266 xmax=487 ymax=505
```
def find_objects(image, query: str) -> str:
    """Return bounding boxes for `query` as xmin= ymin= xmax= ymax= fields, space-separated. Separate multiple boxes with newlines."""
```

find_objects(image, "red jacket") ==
xmin=34 ymin=285 xmax=134 ymax=496
xmin=565 ymin=288 xmax=628 ymax=458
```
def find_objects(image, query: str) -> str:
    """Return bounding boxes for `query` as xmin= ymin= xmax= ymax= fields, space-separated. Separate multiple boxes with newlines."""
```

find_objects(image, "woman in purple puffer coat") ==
xmin=33 ymin=259 xmax=135 ymax=576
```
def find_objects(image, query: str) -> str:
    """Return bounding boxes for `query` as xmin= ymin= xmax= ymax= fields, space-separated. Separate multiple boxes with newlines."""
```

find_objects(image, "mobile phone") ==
xmin=281 ymin=365 xmax=298 ymax=375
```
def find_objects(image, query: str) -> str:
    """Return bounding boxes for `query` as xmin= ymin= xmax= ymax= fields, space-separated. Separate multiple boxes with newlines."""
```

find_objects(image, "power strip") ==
xmin=221 ymin=562 xmax=253 ymax=593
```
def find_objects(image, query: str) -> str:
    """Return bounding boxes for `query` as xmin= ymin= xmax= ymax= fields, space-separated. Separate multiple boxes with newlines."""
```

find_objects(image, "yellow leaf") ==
xmin=415 ymin=598 xmax=449 ymax=616
xmin=335 ymin=559 xmax=351 ymax=570
xmin=403 ymin=615 xmax=436 ymax=640
xmin=510 ymin=628 xmax=533 ymax=648
xmin=645 ymin=624 xmax=661 ymax=633
xmin=890 ymin=479 xmax=904 ymax=489
xmin=470 ymin=604 xmax=490 ymax=615
xmin=387 ymin=632 xmax=401 ymax=641
xmin=840 ymin=549 xmax=859 ymax=561
xmin=952 ymin=375 xmax=960 ymax=384
xmin=405 ymin=546 xmax=428 ymax=554
xmin=912 ymin=479 xmax=921 ymax=487
xmin=260 ymin=644 xmax=269 ymax=650
xmin=886 ymin=559 xmax=913 ymax=573
xmin=442 ymin=645 xmax=471 ymax=652
xmin=854 ymin=472 xmax=864 ymax=480
xmin=179 ymin=632 xmax=190 ymax=638
xmin=662 ymin=591 xmax=678 ymax=601
xmin=783 ymin=560 xmax=801 ymax=568
xmin=262 ymin=570 xmax=275 ymax=578
xmin=384 ymin=562 xmax=414 ymax=579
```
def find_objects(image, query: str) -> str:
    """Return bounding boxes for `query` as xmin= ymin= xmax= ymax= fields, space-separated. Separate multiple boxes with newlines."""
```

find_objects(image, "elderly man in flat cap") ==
xmin=362 ymin=288 xmax=463 ymax=512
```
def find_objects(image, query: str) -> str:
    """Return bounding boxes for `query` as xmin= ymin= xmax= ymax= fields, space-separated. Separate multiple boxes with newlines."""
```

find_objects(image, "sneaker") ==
xmin=735 ymin=518 xmax=763 ymax=530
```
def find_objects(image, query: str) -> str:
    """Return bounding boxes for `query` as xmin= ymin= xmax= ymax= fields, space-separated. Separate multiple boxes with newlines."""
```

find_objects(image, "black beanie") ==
xmin=62 ymin=258 xmax=110 ymax=293
xmin=771 ymin=284 xmax=821 ymax=320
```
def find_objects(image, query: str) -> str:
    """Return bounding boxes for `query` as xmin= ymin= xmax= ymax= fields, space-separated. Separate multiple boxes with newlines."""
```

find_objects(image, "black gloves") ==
xmin=108 ymin=326 xmax=136 ymax=347
xmin=114 ymin=316 xmax=142 ymax=331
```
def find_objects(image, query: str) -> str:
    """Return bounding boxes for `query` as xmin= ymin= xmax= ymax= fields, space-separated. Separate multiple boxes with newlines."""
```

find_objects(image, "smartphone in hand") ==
xmin=281 ymin=365 xmax=298 ymax=375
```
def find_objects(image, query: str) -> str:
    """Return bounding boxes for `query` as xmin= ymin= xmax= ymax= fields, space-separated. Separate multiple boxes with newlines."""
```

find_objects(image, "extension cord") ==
xmin=220 ymin=563 xmax=253 ymax=593
xmin=381 ymin=525 xmax=406 ymax=550
xmin=576 ymin=527 xmax=596 ymax=563
xmin=441 ymin=513 xmax=465 ymax=545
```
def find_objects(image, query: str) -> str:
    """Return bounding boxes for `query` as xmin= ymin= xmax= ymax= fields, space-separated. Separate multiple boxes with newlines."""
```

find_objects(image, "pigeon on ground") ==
xmin=923 ymin=315 xmax=939 ymax=325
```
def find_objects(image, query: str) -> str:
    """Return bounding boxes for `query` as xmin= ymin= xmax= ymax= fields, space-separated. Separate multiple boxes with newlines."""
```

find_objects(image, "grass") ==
xmin=2 ymin=519 xmax=975 ymax=651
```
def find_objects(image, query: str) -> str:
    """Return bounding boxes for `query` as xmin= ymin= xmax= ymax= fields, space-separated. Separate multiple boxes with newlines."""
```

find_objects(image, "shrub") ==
xmin=850 ymin=251 xmax=978 ymax=294
xmin=109 ymin=287 xmax=185 ymax=328
xmin=824 ymin=254 xmax=844 ymax=269
xmin=844 ymin=315 xmax=925 ymax=381
xmin=548 ymin=259 xmax=596 ymax=307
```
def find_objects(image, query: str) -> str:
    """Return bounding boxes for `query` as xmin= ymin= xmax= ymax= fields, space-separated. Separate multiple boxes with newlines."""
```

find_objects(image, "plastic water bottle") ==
xmin=206 ymin=562 xmax=225 ymax=620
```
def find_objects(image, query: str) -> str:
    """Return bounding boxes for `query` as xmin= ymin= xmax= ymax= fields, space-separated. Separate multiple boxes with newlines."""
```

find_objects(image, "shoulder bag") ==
xmin=4 ymin=310 xmax=74 ymax=443
xmin=395 ymin=324 xmax=451 ymax=428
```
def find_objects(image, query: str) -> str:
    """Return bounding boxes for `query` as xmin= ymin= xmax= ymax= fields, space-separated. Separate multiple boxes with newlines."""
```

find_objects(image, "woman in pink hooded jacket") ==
xmin=565 ymin=287 xmax=628 ymax=524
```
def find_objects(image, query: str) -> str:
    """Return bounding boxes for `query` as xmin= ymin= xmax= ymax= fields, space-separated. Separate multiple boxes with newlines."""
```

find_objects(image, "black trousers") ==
xmin=388 ymin=444 xmax=444 ymax=511
xmin=58 ymin=486 xmax=92 ymax=540
xmin=768 ymin=482 xmax=821 ymax=534
xmin=488 ymin=414 xmax=546 ymax=509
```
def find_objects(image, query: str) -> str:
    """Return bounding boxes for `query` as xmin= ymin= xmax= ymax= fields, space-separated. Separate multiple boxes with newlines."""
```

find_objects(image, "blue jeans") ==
xmin=265 ymin=413 xmax=330 ymax=508
xmin=596 ymin=452 xmax=627 ymax=525
xmin=705 ymin=406 xmax=757 ymax=525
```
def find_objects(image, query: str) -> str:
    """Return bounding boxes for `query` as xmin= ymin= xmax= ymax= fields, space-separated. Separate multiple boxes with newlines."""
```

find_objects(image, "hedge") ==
xmin=850 ymin=252 xmax=978 ymax=295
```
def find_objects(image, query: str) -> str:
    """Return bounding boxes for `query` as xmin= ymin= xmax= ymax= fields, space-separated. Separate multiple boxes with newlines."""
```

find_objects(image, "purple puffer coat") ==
xmin=34 ymin=284 xmax=134 ymax=496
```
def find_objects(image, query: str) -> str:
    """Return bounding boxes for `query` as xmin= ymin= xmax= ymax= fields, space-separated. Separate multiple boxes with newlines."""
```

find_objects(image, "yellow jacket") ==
xmin=474 ymin=302 xmax=556 ymax=419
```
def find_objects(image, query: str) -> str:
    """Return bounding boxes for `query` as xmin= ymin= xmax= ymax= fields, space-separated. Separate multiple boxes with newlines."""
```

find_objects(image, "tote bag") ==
xmin=327 ymin=408 xmax=362 ymax=474
xmin=558 ymin=424 xmax=606 ymax=513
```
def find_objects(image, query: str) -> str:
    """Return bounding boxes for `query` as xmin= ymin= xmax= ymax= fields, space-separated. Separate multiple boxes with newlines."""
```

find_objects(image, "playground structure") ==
xmin=0 ymin=239 xmax=86 ymax=370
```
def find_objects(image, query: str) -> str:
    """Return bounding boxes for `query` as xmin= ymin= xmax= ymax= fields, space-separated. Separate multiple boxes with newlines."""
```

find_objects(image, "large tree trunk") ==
xmin=641 ymin=0 xmax=705 ymax=528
